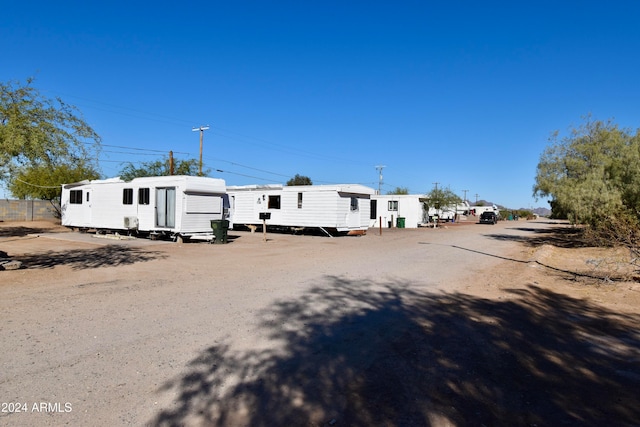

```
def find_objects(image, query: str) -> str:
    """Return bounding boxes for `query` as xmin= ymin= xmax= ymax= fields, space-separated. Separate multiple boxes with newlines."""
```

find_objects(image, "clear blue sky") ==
xmin=3 ymin=1 xmax=639 ymax=209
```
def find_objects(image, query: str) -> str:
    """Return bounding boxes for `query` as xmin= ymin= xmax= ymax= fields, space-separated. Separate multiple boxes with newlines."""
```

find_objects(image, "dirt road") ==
xmin=1 ymin=219 xmax=639 ymax=426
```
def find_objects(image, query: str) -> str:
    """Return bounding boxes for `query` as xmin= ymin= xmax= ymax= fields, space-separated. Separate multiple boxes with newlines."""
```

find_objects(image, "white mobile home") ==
xmin=371 ymin=196 xmax=471 ymax=227
xmin=61 ymin=175 xmax=228 ymax=241
xmin=426 ymin=201 xmax=470 ymax=222
xmin=227 ymin=184 xmax=375 ymax=235
xmin=370 ymin=194 xmax=429 ymax=228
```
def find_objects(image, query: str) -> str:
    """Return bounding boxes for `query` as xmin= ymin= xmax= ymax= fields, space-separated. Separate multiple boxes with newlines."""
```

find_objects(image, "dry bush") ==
xmin=583 ymin=214 xmax=640 ymax=277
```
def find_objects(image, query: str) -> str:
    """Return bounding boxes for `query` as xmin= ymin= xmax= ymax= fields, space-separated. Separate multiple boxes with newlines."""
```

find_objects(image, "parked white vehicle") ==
xmin=61 ymin=175 xmax=228 ymax=242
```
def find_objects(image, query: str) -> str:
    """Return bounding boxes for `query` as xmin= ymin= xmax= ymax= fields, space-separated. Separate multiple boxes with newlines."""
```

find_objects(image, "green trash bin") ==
xmin=396 ymin=217 xmax=406 ymax=228
xmin=211 ymin=219 xmax=230 ymax=244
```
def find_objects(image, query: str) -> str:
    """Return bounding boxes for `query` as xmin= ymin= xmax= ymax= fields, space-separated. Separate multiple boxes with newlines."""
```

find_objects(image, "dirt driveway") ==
xmin=1 ymin=219 xmax=639 ymax=426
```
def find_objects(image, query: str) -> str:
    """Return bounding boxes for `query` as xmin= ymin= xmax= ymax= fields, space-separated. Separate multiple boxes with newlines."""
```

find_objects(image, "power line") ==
xmin=13 ymin=177 xmax=62 ymax=189
xmin=214 ymin=169 xmax=281 ymax=182
xmin=210 ymin=127 xmax=372 ymax=168
xmin=92 ymin=138 xmax=374 ymax=188
xmin=99 ymin=143 xmax=190 ymax=155
xmin=44 ymin=90 xmax=196 ymax=128
xmin=102 ymin=150 xmax=169 ymax=156
xmin=60 ymin=90 xmax=372 ymax=168
xmin=203 ymin=157 xmax=291 ymax=178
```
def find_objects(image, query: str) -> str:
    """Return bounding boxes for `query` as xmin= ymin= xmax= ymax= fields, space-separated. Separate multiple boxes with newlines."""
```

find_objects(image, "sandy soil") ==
xmin=0 ymin=219 xmax=639 ymax=426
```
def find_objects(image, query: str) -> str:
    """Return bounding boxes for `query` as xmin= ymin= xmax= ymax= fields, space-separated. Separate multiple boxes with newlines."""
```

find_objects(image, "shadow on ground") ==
xmin=14 ymin=245 xmax=166 ymax=270
xmin=0 ymin=226 xmax=65 ymax=238
xmin=151 ymin=277 xmax=640 ymax=426
xmin=487 ymin=225 xmax=590 ymax=249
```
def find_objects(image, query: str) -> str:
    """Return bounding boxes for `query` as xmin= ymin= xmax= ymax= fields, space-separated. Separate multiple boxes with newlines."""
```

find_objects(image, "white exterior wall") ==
xmin=228 ymin=184 xmax=374 ymax=231
xmin=180 ymin=193 xmax=224 ymax=232
xmin=370 ymin=194 xmax=428 ymax=228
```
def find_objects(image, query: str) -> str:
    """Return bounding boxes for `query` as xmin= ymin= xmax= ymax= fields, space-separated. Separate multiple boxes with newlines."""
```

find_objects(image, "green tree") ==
xmin=286 ymin=174 xmax=313 ymax=186
xmin=423 ymin=186 xmax=461 ymax=210
xmin=119 ymin=157 xmax=206 ymax=181
xmin=387 ymin=186 xmax=409 ymax=195
xmin=0 ymin=78 xmax=101 ymax=182
xmin=9 ymin=162 xmax=100 ymax=200
xmin=422 ymin=186 xmax=462 ymax=223
xmin=8 ymin=161 xmax=100 ymax=217
xmin=533 ymin=118 xmax=640 ymax=227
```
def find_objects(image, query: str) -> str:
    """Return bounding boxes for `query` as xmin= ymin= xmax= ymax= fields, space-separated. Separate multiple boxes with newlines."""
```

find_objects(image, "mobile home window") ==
xmin=86 ymin=192 xmax=90 ymax=202
xmin=350 ymin=197 xmax=359 ymax=211
xmin=268 ymin=195 xmax=281 ymax=209
xmin=70 ymin=190 xmax=83 ymax=204
xmin=123 ymin=188 xmax=134 ymax=205
xmin=388 ymin=201 xmax=398 ymax=211
xmin=297 ymin=192 xmax=303 ymax=209
xmin=138 ymin=188 xmax=150 ymax=205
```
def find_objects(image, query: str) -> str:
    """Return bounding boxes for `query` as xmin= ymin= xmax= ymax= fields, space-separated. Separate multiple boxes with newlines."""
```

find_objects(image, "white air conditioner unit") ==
xmin=123 ymin=216 xmax=139 ymax=229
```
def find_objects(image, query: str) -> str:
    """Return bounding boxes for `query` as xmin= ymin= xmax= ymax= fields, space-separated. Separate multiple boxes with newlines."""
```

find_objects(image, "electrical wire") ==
xmin=57 ymin=91 xmax=380 ymax=185
xmin=13 ymin=177 xmax=62 ymax=189
xmin=61 ymin=91 xmax=373 ymax=167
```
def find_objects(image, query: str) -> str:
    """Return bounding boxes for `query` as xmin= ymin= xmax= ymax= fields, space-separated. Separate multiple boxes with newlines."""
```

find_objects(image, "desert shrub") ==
xmin=582 ymin=211 xmax=640 ymax=274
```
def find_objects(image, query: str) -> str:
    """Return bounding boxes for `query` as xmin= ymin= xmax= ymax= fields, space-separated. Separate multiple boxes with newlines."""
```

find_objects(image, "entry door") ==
xmin=347 ymin=196 xmax=360 ymax=228
xmin=156 ymin=187 xmax=176 ymax=228
xmin=85 ymin=188 xmax=92 ymax=226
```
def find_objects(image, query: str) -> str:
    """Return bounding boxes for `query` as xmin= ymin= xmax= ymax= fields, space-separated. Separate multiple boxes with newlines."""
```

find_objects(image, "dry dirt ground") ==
xmin=1 ymin=219 xmax=639 ymax=426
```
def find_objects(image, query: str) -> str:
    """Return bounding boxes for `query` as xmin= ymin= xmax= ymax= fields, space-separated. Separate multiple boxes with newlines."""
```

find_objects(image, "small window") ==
xmin=69 ymin=190 xmax=83 ymax=204
xmin=350 ymin=197 xmax=359 ymax=211
xmin=123 ymin=188 xmax=134 ymax=205
xmin=268 ymin=195 xmax=281 ymax=209
xmin=388 ymin=201 xmax=398 ymax=211
xmin=86 ymin=192 xmax=90 ymax=202
xmin=138 ymin=188 xmax=150 ymax=205
xmin=297 ymin=192 xmax=303 ymax=209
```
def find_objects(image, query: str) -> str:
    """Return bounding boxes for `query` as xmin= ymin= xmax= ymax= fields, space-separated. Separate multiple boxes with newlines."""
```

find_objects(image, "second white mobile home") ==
xmin=370 ymin=194 xmax=429 ymax=228
xmin=227 ymin=184 xmax=375 ymax=235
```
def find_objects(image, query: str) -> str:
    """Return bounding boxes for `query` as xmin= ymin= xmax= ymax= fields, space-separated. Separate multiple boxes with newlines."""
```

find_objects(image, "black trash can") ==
xmin=211 ymin=219 xmax=230 ymax=244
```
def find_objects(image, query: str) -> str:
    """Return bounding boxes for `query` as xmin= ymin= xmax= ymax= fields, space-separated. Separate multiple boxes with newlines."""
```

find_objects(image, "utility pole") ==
xmin=169 ymin=151 xmax=174 ymax=175
xmin=462 ymin=189 xmax=469 ymax=203
xmin=475 ymin=193 xmax=479 ymax=204
xmin=375 ymin=165 xmax=386 ymax=195
xmin=433 ymin=182 xmax=440 ymax=192
xmin=192 ymin=125 xmax=210 ymax=176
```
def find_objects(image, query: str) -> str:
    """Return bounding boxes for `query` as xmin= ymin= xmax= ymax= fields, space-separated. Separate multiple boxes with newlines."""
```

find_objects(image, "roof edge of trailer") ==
xmin=227 ymin=184 xmax=376 ymax=194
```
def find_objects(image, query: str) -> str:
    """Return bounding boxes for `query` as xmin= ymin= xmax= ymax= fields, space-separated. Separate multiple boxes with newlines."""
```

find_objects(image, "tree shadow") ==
xmin=487 ymin=226 xmax=590 ymax=249
xmin=13 ymin=245 xmax=166 ymax=270
xmin=151 ymin=277 xmax=640 ymax=426
xmin=0 ymin=226 xmax=66 ymax=238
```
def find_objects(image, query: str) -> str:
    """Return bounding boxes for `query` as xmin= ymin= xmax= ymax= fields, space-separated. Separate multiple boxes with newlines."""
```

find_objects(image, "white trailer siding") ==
xmin=181 ymin=193 xmax=224 ymax=232
xmin=370 ymin=194 xmax=428 ymax=228
xmin=228 ymin=184 xmax=375 ymax=233
xmin=61 ymin=176 xmax=227 ymax=238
